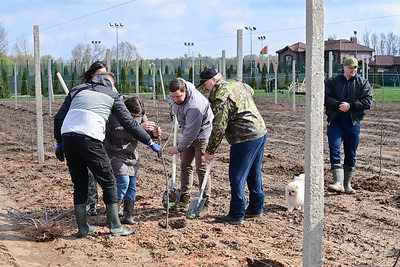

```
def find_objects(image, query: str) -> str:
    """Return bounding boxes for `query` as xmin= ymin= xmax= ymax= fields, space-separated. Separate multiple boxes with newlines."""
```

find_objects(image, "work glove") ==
xmin=146 ymin=140 xmax=161 ymax=153
xmin=55 ymin=143 xmax=65 ymax=162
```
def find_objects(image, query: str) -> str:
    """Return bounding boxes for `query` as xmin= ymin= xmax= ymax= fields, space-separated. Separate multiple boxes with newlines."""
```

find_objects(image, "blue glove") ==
xmin=55 ymin=143 xmax=65 ymax=162
xmin=149 ymin=142 xmax=161 ymax=152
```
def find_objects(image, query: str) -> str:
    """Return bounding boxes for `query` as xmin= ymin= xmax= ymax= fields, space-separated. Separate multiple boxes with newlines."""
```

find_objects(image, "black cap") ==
xmin=197 ymin=68 xmax=218 ymax=87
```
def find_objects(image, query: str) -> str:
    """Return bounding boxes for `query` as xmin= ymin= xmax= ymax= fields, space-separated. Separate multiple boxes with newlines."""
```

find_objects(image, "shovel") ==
xmin=186 ymin=162 xmax=212 ymax=219
xmin=162 ymin=117 xmax=181 ymax=209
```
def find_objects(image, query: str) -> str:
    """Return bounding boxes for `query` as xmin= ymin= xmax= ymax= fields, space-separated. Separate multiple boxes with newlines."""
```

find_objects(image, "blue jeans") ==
xmin=327 ymin=121 xmax=360 ymax=167
xmin=115 ymin=175 xmax=137 ymax=201
xmin=228 ymin=134 xmax=267 ymax=220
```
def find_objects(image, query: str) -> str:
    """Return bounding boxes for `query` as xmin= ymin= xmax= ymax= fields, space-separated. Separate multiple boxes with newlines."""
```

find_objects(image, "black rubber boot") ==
xmin=122 ymin=200 xmax=137 ymax=225
xmin=106 ymin=203 xmax=134 ymax=235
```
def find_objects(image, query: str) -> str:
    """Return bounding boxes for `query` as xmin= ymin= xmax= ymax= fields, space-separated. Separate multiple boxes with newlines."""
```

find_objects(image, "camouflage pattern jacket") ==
xmin=206 ymin=78 xmax=267 ymax=155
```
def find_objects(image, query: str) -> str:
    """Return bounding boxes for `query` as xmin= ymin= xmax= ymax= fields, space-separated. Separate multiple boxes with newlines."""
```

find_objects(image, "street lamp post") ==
xmin=258 ymin=35 xmax=266 ymax=72
xmin=91 ymin=40 xmax=101 ymax=62
xmin=110 ymin=22 xmax=124 ymax=84
xmin=354 ymin=30 xmax=358 ymax=60
xmin=184 ymin=42 xmax=195 ymax=83
xmin=245 ymin=26 xmax=257 ymax=75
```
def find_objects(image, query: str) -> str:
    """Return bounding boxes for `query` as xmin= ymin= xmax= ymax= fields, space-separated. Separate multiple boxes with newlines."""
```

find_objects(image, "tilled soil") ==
xmin=0 ymin=96 xmax=398 ymax=267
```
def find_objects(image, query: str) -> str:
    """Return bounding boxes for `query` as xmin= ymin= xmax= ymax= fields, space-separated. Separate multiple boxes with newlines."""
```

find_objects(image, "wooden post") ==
xmin=303 ymin=1 xmax=325 ymax=266
xmin=34 ymin=25 xmax=44 ymax=164
xmin=159 ymin=68 xmax=166 ymax=100
xmin=236 ymin=29 xmax=243 ymax=81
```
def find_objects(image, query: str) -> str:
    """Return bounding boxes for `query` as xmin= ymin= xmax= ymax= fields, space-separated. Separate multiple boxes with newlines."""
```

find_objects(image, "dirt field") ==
xmin=0 ymin=96 xmax=398 ymax=267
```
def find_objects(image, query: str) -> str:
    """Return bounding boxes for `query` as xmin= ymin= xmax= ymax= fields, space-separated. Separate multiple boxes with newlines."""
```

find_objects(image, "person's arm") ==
xmin=324 ymin=77 xmax=341 ymax=109
xmin=111 ymin=96 xmax=160 ymax=152
xmin=54 ymin=94 xmax=72 ymax=143
xmin=205 ymin=98 xmax=229 ymax=155
xmin=350 ymin=79 xmax=373 ymax=111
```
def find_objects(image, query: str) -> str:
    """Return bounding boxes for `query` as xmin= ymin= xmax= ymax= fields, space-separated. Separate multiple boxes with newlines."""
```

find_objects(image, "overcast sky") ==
xmin=2 ymin=0 xmax=400 ymax=61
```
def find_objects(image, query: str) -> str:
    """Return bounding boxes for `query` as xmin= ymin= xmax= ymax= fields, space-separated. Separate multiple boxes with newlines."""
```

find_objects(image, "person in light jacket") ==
xmin=169 ymin=78 xmax=214 ymax=216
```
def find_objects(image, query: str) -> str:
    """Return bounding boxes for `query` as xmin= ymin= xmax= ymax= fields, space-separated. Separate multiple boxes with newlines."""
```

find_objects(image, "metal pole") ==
xmin=110 ymin=23 xmax=124 ymax=84
xmin=245 ymin=26 xmax=257 ymax=77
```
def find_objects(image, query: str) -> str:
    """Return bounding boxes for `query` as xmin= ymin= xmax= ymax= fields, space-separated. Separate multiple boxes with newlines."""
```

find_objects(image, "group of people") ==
xmin=54 ymin=56 xmax=372 ymax=236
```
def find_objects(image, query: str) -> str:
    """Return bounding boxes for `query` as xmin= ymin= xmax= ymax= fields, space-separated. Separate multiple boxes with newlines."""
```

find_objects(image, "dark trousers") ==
xmin=62 ymin=134 xmax=117 ymax=205
xmin=228 ymin=134 xmax=267 ymax=220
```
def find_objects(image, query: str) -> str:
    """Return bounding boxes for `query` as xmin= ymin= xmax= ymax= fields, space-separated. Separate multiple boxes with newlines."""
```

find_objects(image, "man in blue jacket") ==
xmin=54 ymin=72 xmax=160 ymax=236
xmin=325 ymin=57 xmax=372 ymax=194
xmin=169 ymin=78 xmax=214 ymax=215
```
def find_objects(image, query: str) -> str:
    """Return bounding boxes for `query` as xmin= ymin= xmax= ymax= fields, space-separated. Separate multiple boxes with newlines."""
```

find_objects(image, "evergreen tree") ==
xmin=250 ymin=71 xmax=257 ymax=89
xmin=177 ymin=67 xmax=182 ymax=78
xmin=53 ymin=65 xmax=61 ymax=94
xmin=188 ymin=67 xmax=193 ymax=83
xmin=138 ymin=66 xmax=145 ymax=89
xmin=0 ymin=68 xmax=11 ymax=98
xmin=261 ymin=65 xmax=267 ymax=91
xmin=21 ymin=70 xmax=28 ymax=95
xmin=70 ymin=71 xmax=77 ymax=88
xmin=63 ymin=65 xmax=69 ymax=76
xmin=165 ymin=65 xmax=169 ymax=75
xmin=227 ymin=67 xmax=232 ymax=79
xmin=284 ymin=71 xmax=290 ymax=85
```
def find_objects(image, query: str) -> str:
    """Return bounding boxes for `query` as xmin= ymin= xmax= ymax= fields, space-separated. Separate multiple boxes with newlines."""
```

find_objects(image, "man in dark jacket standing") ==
xmin=54 ymin=73 xmax=160 ymax=236
xmin=325 ymin=57 xmax=372 ymax=194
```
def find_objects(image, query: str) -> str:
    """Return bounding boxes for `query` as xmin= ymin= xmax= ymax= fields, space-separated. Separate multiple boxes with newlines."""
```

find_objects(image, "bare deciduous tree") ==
xmin=371 ymin=33 xmax=378 ymax=53
xmin=379 ymin=33 xmax=386 ymax=55
xmin=386 ymin=32 xmax=396 ymax=55
xmin=0 ymin=17 xmax=8 ymax=55
xmin=71 ymin=43 xmax=91 ymax=66
xmin=117 ymin=41 xmax=140 ymax=69
xmin=362 ymin=30 xmax=370 ymax=48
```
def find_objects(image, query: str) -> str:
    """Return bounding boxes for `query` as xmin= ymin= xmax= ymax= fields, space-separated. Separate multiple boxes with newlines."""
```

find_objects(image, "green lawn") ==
xmin=254 ymin=88 xmax=400 ymax=102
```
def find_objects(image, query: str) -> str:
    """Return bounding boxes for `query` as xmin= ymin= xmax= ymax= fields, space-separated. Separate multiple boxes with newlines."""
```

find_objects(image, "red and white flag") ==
xmin=260 ymin=46 xmax=268 ymax=55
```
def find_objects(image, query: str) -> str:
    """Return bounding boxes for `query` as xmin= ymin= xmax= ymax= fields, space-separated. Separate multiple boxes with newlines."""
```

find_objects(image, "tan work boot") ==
xmin=177 ymin=194 xmax=190 ymax=212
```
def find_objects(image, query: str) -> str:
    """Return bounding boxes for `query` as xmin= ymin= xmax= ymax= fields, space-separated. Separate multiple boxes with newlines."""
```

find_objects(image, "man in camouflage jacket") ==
xmin=200 ymin=69 xmax=268 ymax=225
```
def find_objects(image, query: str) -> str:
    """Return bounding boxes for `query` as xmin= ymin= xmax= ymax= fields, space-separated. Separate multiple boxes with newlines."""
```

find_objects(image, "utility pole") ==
xmin=110 ymin=22 xmax=124 ymax=84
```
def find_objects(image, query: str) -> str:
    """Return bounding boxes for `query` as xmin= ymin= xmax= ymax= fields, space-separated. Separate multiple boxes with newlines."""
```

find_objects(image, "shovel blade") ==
xmin=186 ymin=199 xmax=206 ymax=219
xmin=162 ymin=188 xmax=181 ymax=210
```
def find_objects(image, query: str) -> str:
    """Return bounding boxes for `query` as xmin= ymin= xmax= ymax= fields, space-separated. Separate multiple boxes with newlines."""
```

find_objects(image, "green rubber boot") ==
xmin=106 ymin=203 xmax=134 ymax=236
xmin=344 ymin=165 xmax=356 ymax=194
xmin=327 ymin=164 xmax=345 ymax=193
xmin=74 ymin=204 xmax=96 ymax=237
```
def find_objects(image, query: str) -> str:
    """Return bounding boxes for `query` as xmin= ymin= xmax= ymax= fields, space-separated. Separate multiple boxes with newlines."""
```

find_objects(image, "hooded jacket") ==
xmin=325 ymin=73 xmax=373 ymax=125
xmin=171 ymin=80 xmax=214 ymax=152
